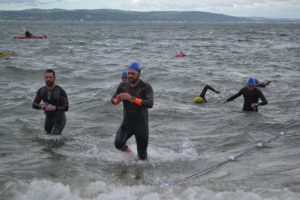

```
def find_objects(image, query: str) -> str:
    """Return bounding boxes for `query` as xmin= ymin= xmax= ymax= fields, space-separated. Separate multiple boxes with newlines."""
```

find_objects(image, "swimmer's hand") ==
xmin=44 ymin=104 xmax=56 ymax=111
xmin=251 ymin=103 xmax=259 ymax=108
xmin=119 ymin=92 xmax=132 ymax=102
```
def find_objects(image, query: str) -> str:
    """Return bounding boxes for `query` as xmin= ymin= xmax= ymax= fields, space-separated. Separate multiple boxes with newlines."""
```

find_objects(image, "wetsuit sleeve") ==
xmin=226 ymin=88 xmax=243 ymax=102
xmin=140 ymin=84 xmax=154 ymax=108
xmin=257 ymin=81 xmax=271 ymax=88
xmin=111 ymin=83 xmax=122 ymax=105
xmin=199 ymin=85 xmax=218 ymax=98
xmin=258 ymin=90 xmax=268 ymax=106
xmin=56 ymin=88 xmax=69 ymax=111
xmin=32 ymin=92 xmax=42 ymax=110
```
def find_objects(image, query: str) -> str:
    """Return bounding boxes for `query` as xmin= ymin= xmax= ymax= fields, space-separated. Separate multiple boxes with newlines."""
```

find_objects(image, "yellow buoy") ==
xmin=0 ymin=51 xmax=16 ymax=57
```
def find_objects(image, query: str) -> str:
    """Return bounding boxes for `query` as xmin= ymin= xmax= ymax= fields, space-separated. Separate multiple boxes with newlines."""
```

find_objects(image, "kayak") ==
xmin=14 ymin=36 xmax=48 ymax=39
xmin=0 ymin=51 xmax=16 ymax=57
xmin=176 ymin=52 xmax=186 ymax=58
xmin=176 ymin=54 xmax=185 ymax=58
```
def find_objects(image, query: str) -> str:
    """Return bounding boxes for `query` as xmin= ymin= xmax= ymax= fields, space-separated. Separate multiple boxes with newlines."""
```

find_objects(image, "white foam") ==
xmin=36 ymin=132 xmax=64 ymax=142
xmin=16 ymin=180 xmax=80 ymax=200
xmin=148 ymin=139 xmax=201 ymax=163
xmin=56 ymin=138 xmax=201 ymax=165
xmin=13 ymin=179 xmax=300 ymax=200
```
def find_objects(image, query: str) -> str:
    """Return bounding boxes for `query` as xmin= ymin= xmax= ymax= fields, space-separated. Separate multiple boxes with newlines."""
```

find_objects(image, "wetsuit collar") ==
xmin=247 ymin=86 xmax=256 ymax=91
xmin=46 ymin=84 xmax=56 ymax=91
xmin=130 ymin=79 xmax=140 ymax=88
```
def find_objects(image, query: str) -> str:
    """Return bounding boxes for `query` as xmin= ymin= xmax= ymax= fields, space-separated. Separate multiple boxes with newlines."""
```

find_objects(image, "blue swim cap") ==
xmin=121 ymin=71 xmax=128 ymax=78
xmin=128 ymin=62 xmax=141 ymax=73
xmin=247 ymin=77 xmax=256 ymax=86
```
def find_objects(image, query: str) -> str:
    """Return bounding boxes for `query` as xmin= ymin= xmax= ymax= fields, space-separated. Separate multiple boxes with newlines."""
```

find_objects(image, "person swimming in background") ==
xmin=193 ymin=85 xmax=220 ymax=104
xmin=222 ymin=77 xmax=268 ymax=112
xmin=176 ymin=51 xmax=185 ymax=58
xmin=121 ymin=71 xmax=128 ymax=82
xmin=255 ymin=79 xmax=271 ymax=88
xmin=25 ymin=30 xmax=33 ymax=37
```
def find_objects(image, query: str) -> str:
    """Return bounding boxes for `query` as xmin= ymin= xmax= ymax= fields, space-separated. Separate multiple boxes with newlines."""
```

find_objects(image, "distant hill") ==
xmin=0 ymin=9 xmax=248 ymax=22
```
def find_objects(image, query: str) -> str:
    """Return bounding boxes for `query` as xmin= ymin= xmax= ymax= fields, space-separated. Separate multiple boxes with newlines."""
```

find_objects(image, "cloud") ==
xmin=0 ymin=0 xmax=37 ymax=4
xmin=131 ymin=0 xmax=140 ymax=4
xmin=64 ymin=0 xmax=80 ymax=2
xmin=0 ymin=0 xmax=58 ymax=6
xmin=2 ymin=0 xmax=56 ymax=4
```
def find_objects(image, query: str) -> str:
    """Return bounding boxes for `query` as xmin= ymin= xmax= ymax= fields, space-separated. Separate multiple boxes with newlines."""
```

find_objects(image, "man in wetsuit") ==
xmin=32 ymin=69 xmax=69 ymax=135
xmin=193 ymin=85 xmax=220 ymax=104
xmin=111 ymin=62 xmax=154 ymax=160
xmin=223 ymin=77 xmax=267 ymax=112
xmin=121 ymin=71 xmax=128 ymax=82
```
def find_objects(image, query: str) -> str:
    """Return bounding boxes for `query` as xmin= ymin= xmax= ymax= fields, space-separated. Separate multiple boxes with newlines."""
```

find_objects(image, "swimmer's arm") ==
xmin=257 ymin=81 xmax=271 ymax=88
xmin=112 ymin=95 xmax=121 ymax=105
xmin=258 ymin=91 xmax=268 ymax=106
xmin=32 ymin=93 xmax=42 ymax=109
xmin=226 ymin=89 xmax=242 ymax=102
xmin=111 ymin=84 xmax=122 ymax=105
xmin=56 ymin=91 xmax=69 ymax=111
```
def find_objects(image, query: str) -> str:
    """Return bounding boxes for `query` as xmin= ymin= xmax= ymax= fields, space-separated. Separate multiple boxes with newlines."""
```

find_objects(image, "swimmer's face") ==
xmin=248 ymin=85 xmax=255 ymax=91
xmin=44 ymin=72 xmax=55 ymax=87
xmin=127 ymin=69 xmax=139 ymax=84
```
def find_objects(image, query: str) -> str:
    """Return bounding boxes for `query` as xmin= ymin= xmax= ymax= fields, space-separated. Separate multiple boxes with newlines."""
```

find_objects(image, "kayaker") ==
xmin=176 ymin=51 xmax=185 ymax=57
xmin=25 ymin=30 xmax=33 ymax=37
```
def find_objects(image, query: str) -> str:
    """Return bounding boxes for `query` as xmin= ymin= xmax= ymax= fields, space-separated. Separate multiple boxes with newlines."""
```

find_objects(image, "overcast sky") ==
xmin=0 ymin=0 xmax=299 ymax=19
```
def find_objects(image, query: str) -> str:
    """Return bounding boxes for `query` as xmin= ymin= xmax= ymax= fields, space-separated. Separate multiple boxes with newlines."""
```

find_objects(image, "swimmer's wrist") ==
xmin=112 ymin=97 xmax=120 ymax=105
xmin=130 ymin=96 xmax=135 ymax=103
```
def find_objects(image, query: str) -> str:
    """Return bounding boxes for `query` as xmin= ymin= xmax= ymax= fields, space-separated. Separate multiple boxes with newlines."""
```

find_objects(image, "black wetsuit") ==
xmin=257 ymin=81 xmax=271 ymax=88
xmin=199 ymin=85 xmax=219 ymax=102
xmin=226 ymin=87 xmax=267 ymax=111
xmin=112 ymin=80 xmax=154 ymax=160
xmin=32 ymin=85 xmax=69 ymax=135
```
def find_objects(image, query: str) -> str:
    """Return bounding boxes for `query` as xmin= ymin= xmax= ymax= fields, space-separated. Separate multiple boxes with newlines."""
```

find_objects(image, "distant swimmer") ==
xmin=176 ymin=51 xmax=185 ymax=58
xmin=222 ymin=77 xmax=268 ymax=112
xmin=255 ymin=79 xmax=271 ymax=88
xmin=121 ymin=71 xmax=128 ymax=82
xmin=32 ymin=69 xmax=69 ymax=135
xmin=193 ymin=85 xmax=220 ymax=104
xmin=111 ymin=62 xmax=154 ymax=160
xmin=25 ymin=30 xmax=33 ymax=37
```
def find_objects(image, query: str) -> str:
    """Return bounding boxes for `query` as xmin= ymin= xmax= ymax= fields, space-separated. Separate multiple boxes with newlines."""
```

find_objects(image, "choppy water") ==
xmin=0 ymin=21 xmax=300 ymax=200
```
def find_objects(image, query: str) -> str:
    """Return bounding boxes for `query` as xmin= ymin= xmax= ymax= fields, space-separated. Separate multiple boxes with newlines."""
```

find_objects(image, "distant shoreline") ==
xmin=1 ymin=20 xmax=300 ymax=24
xmin=0 ymin=9 xmax=299 ymax=22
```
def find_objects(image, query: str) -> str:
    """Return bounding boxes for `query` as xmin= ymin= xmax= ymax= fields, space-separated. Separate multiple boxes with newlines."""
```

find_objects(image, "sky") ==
xmin=0 ymin=0 xmax=300 ymax=19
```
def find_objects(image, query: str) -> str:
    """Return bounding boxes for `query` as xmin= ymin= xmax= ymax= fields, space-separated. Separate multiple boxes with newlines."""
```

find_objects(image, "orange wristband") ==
xmin=112 ymin=98 xmax=121 ymax=105
xmin=134 ymin=98 xmax=142 ymax=106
